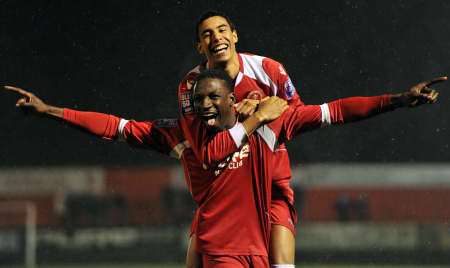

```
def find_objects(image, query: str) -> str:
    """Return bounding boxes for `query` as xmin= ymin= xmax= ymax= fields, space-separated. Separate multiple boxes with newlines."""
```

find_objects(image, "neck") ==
xmin=208 ymin=54 xmax=240 ymax=79
xmin=224 ymin=114 xmax=238 ymax=130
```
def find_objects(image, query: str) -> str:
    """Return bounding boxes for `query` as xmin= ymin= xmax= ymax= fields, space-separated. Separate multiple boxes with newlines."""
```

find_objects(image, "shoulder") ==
xmin=179 ymin=62 xmax=206 ymax=90
xmin=239 ymin=53 xmax=285 ymax=77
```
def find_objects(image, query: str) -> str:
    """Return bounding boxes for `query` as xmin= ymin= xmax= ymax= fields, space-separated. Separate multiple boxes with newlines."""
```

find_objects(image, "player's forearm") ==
xmin=286 ymin=94 xmax=415 ymax=140
xmin=389 ymin=93 xmax=414 ymax=108
xmin=242 ymin=111 xmax=265 ymax=136
xmin=63 ymin=109 xmax=120 ymax=139
xmin=240 ymin=98 xmax=287 ymax=135
xmin=204 ymin=101 xmax=286 ymax=163
xmin=328 ymin=95 xmax=395 ymax=124
xmin=201 ymin=114 xmax=266 ymax=167
xmin=43 ymin=105 xmax=64 ymax=118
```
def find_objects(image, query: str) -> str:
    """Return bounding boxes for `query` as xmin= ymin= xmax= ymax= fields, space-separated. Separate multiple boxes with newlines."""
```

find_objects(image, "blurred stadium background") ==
xmin=1 ymin=0 xmax=449 ymax=267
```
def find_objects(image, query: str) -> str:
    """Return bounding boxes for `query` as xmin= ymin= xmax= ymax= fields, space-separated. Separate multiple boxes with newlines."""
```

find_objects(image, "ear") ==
xmin=196 ymin=42 xmax=204 ymax=55
xmin=232 ymin=30 xmax=238 ymax=44
xmin=229 ymin=92 xmax=236 ymax=105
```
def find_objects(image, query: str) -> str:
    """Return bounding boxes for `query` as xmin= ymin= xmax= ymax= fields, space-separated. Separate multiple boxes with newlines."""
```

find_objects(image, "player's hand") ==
xmin=4 ymin=85 xmax=50 ymax=114
xmin=254 ymin=96 xmax=288 ymax=122
xmin=234 ymin=99 xmax=260 ymax=120
xmin=398 ymin=76 xmax=447 ymax=107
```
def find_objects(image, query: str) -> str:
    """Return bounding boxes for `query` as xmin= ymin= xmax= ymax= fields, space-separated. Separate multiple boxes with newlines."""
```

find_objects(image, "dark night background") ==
xmin=1 ymin=0 xmax=449 ymax=167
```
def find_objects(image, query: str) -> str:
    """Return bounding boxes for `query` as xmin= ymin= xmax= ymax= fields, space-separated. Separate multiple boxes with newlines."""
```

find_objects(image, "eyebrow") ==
xmin=201 ymin=24 xmax=228 ymax=35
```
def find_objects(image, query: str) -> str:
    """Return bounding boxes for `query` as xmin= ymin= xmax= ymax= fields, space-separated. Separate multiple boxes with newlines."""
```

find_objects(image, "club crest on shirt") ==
xmin=284 ymin=78 xmax=295 ymax=100
xmin=215 ymin=144 xmax=250 ymax=176
xmin=246 ymin=90 xmax=264 ymax=100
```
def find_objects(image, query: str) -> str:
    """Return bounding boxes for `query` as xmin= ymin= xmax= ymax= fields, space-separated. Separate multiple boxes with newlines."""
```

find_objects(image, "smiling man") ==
xmin=4 ymin=76 xmax=289 ymax=268
xmin=5 ymin=68 xmax=446 ymax=267
xmin=179 ymin=11 xmax=303 ymax=267
xmin=184 ymin=70 xmax=446 ymax=268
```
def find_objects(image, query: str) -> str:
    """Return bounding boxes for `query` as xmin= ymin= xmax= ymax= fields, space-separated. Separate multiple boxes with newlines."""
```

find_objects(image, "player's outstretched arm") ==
xmin=4 ymin=85 xmax=63 ymax=118
xmin=281 ymin=76 xmax=447 ymax=140
xmin=4 ymin=85 xmax=186 ymax=157
xmin=4 ymin=85 xmax=119 ymax=138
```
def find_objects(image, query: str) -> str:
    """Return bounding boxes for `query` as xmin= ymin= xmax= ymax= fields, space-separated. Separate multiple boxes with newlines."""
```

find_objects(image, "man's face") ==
xmin=196 ymin=16 xmax=238 ymax=66
xmin=193 ymin=78 xmax=236 ymax=130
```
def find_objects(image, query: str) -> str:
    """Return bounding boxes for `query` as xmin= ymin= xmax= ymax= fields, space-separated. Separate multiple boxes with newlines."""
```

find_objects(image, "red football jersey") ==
xmin=193 ymin=94 xmax=393 ymax=255
xmin=61 ymin=93 xmax=394 ymax=256
xmin=61 ymin=109 xmax=273 ymax=255
xmin=178 ymin=53 xmax=304 ymax=208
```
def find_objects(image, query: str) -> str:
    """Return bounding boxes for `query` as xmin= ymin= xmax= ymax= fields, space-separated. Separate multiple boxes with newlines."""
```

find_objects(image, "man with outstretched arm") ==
xmin=4 ymin=70 xmax=446 ymax=267
xmin=181 ymin=70 xmax=446 ymax=267
xmin=3 ymin=80 xmax=288 ymax=268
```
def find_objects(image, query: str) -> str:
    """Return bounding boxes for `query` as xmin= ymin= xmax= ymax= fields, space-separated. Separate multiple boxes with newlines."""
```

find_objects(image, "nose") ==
xmin=201 ymin=96 xmax=213 ymax=109
xmin=211 ymin=31 xmax=221 ymax=43
xmin=196 ymin=96 xmax=212 ymax=111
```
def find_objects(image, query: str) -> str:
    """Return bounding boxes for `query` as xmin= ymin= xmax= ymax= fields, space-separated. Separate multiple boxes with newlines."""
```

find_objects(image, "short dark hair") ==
xmin=194 ymin=68 xmax=234 ymax=93
xmin=195 ymin=10 xmax=236 ymax=41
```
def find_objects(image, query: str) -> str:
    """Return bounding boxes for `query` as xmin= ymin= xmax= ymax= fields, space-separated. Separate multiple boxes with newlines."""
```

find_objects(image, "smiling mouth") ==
xmin=210 ymin=44 xmax=229 ymax=55
xmin=199 ymin=113 xmax=218 ymax=126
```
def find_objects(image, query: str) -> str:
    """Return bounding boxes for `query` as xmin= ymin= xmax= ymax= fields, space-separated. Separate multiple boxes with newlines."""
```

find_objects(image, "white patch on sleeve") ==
xmin=256 ymin=125 xmax=277 ymax=151
xmin=320 ymin=103 xmax=331 ymax=127
xmin=228 ymin=122 xmax=247 ymax=148
xmin=118 ymin=119 xmax=129 ymax=141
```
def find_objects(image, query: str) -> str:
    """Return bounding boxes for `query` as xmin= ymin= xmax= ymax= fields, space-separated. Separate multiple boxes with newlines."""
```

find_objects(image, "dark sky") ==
xmin=1 ymin=0 xmax=449 ymax=166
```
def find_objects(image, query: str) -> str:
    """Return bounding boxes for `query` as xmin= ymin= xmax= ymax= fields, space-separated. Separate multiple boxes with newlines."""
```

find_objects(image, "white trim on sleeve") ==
xmin=256 ymin=125 xmax=277 ymax=152
xmin=320 ymin=103 xmax=331 ymax=127
xmin=117 ymin=119 xmax=129 ymax=140
xmin=228 ymin=122 xmax=247 ymax=148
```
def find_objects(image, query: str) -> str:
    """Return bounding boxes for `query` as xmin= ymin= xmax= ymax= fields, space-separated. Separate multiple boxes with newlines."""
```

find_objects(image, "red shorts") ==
xmin=270 ymin=195 xmax=297 ymax=235
xmin=202 ymin=254 xmax=269 ymax=268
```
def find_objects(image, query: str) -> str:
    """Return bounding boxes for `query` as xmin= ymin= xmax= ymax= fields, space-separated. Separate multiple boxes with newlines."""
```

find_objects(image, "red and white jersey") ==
xmin=199 ymin=95 xmax=395 ymax=166
xmin=178 ymin=53 xmax=304 ymax=206
xmin=61 ymin=93 xmax=394 ymax=257
xmin=62 ymin=109 xmax=215 ymax=203
xmin=193 ymin=94 xmax=394 ymax=256
xmin=61 ymin=109 xmax=273 ymax=255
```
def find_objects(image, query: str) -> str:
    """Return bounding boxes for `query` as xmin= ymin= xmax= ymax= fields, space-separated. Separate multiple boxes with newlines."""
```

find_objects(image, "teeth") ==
xmin=212 ymin=44 xmax=228 ymax=52
xmin=201 ymin=114 xmax=217 ymax=119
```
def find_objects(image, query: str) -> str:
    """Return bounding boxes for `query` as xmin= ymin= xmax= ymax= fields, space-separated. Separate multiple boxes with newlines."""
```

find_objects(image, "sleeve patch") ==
xmin=180 ymin=91 xmax=194 ymax=114
xmin=284 ymin=78 xmax=295 ymax=100
xmin=154 ymin=118 xmax=178 ymax=128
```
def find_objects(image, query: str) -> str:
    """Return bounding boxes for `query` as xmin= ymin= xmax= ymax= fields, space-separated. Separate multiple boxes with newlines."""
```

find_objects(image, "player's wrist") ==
xmin=390 ymin=93 xmax=410 ymax=108
xmin=44 ymin=105 xmax=64 ymax=118
xmin=252 ymin=111 xmax=267 ymax=123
